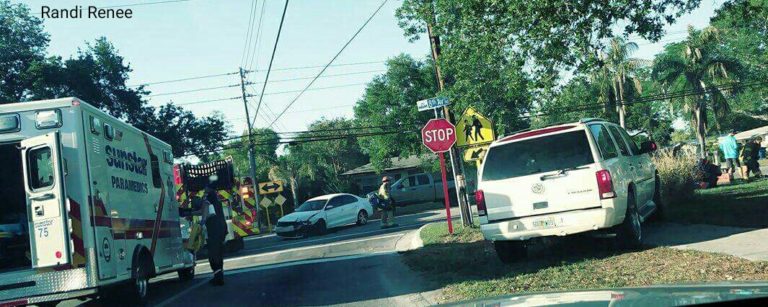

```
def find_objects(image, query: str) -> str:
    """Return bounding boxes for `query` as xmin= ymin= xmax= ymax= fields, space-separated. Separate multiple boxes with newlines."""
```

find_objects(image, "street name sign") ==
xmin=416 ymin=97 xmax=450 ymax=112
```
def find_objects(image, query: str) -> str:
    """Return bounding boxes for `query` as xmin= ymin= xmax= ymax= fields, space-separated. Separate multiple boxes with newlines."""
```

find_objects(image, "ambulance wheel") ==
xmin=178 ymin=266 xmax=195 ymax=281
xmin=128 ymin=255 xmax=151 ymax=305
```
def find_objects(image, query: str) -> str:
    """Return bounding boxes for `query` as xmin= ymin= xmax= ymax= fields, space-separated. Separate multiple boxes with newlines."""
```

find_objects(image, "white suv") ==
xmin=475 ymin=119 xmax=660 ymax=263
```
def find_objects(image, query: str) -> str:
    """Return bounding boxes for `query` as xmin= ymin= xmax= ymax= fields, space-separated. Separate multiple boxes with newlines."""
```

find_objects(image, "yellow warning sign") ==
xmin=463 ymin=146 xmax=489 ymax=162
xmin=456 ymin=107 xmax=495 ymax=147
xmin=258 ymin=180 xmax=284 ymax=195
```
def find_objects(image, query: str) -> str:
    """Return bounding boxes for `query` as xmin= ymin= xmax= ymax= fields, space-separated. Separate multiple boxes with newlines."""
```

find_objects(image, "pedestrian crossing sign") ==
xmin=456 ymin=107 xmax=494 ymax=147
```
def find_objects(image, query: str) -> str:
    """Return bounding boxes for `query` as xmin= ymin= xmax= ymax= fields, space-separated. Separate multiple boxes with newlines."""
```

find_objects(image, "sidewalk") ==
xmin=645 ymin=222 xmax=768 ymax=261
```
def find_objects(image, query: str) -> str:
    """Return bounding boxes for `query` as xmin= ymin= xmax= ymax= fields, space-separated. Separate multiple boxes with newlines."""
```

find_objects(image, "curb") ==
xmin=395 ymin=223 xmax=427 ymax=252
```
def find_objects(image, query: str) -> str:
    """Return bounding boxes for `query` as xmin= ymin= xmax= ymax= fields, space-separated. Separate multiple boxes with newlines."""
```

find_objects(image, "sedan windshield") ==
xmin=295 ymin=200 xmax=327 ymax=212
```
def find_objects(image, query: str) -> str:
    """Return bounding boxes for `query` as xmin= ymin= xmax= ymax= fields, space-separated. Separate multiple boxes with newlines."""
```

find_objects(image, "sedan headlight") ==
xmin=300 ymin=220 xmax=312 ymax=225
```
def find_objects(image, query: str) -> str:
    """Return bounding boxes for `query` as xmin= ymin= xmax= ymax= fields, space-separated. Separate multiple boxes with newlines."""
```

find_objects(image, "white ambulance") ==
xmin=0 ymin=98 xmax=195 ymax=305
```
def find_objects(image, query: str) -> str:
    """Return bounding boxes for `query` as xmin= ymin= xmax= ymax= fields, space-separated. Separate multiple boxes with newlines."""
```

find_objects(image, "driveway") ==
xmin=646 ymin=222 xmax=768 ymax=261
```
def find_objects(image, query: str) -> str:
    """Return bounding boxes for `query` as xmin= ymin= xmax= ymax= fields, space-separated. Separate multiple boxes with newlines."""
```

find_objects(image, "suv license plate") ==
xmin=532 ymin=217 xmax=557 ymax=228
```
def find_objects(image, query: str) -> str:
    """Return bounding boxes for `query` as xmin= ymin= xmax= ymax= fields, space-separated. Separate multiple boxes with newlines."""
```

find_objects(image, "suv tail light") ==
xmin=596 ymin=170 xmax=616 ymax=199
xmin=475 ymin=189 xmax=487 ymax=216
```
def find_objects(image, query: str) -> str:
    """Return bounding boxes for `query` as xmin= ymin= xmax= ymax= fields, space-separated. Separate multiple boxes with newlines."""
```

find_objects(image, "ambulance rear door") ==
xmin=21 ymin=132 xmax=71 ymax=268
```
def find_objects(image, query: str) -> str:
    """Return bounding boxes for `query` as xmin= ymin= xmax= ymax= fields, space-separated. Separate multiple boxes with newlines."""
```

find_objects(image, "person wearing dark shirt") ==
xmin=741 ymin=136 xmax=764 ymax=181
xmin=203 ymin=182 xmax=227 ymax=286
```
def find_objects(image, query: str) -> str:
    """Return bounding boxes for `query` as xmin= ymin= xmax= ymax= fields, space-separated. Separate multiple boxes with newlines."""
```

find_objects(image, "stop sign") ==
xmin=421 ymin=119 xmax=456 ymax=153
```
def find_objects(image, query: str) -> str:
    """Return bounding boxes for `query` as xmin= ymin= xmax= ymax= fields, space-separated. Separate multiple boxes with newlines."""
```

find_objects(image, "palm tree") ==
xmin=592 ymin=38 xmax=645 ymax=128
xmin=652 ymin=26 xmax=743 ymax=157
xmin=269 ymin=152 xmax=315 ymax=208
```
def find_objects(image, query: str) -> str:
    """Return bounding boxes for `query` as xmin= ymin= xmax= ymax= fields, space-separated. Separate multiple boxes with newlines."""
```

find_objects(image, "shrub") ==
xmin=652 ymin=150 xmax=698 ymax=206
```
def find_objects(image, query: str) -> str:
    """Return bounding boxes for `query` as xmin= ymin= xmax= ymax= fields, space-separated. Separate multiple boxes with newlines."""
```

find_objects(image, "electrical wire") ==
xmin=247 ymin=0 xmax=269 ymax=71
xmin=147 ymin=83 xmax=246 ymax=97
xmin=240 ymin=0 xmax=259 ymax=66
xmin=128 ymin=71 xmax=238 ymax=87
xmin=247 ymin=60 xmax=386 ymax=73
xmin=252 ymin=0 xmax=290 ymax=131
xmin=265 ymin=0 xmax=388 ymax=129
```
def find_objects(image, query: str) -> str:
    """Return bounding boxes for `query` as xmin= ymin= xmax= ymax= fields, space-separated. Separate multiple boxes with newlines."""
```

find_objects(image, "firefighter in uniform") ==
xmin=377 ymin=176 xmax=398 ymax=229
xmin=203 ymin=181 xmax=227 ymax=286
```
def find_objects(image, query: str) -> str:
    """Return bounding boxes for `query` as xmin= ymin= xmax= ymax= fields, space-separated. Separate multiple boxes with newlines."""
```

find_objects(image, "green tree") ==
xmin=710 ymin=0 xmax=768 ymax=118
xmin=269 ymin=151 xmax=316 ymax=208
xmin=595 ymin=38 xmax=645 ymax=128
xmin=652 ymin=26 xmax=744 ymax=157
xmin=221 ymin=128 xmax=280 ymax=180
xmin=0 ymin=1 xmax=229 ymax=159
xmin=398 ymin=0 xmax=701 ymax=77
xmin=354 ymin=54 xmax=436 ymax=172
xmin=0 ymin=0 xmax=48 ymax=102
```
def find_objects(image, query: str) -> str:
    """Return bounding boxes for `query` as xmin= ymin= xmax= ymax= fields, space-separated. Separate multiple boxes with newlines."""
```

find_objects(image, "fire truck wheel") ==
xmin=178 ymin=266 xmax=195 ymax=281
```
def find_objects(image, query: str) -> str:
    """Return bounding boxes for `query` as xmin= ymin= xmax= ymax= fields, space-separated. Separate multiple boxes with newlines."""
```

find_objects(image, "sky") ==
xmin=22 ymin=0 xmax=723 ymax=137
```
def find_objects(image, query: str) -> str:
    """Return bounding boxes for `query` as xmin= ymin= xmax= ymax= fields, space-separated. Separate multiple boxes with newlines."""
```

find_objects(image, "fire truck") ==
xmin=0 ymin=98 xmax=195 ymax=305
xmin=174 ymin=158 xmax=260 ymax=253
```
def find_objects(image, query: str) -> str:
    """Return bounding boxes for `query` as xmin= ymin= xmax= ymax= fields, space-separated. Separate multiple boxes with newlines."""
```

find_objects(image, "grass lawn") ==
xmin=403 ymin=222 xmax=768 ymax=303
xmin=666 ymin=179 xmax=768 ymax=228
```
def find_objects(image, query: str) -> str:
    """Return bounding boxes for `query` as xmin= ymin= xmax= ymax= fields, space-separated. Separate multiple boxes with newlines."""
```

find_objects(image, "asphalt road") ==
xmin=61 ymin=206 xmax=457 ymax=306
xmin=231 ymin=206 xmax=456 ymax=258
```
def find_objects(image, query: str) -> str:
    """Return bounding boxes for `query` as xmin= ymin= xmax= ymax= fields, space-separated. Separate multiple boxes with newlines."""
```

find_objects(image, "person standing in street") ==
xmin=741 ymin=136 xmax=764 ymax=181
xmin=719 ymin=130 xmax=741 ymax=178
xmin=203 ymin=179 xmax=227 ymax=286
xmin=377 ymin=176 xmax=397 ymax=229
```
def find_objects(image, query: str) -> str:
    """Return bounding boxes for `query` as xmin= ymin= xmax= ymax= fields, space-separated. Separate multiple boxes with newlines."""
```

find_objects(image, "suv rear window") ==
xmin=482 ymin=131 xmax=594 ymax=181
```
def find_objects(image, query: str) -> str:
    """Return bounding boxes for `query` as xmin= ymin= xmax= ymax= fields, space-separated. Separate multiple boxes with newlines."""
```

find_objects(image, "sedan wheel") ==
xmin=356 ymin=210 xmax=368 ymax=226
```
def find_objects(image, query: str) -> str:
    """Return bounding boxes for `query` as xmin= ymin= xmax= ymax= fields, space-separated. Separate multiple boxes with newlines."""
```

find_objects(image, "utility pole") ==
xmin=426 ymin=14 xmax=473 ymax=227
xmin=239 ymin=67 xmax=263 ymax=230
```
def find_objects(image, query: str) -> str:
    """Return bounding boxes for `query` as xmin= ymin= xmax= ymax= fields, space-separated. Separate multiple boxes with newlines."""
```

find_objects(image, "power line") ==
xmin=167 ymin=81 xmax=367 ymax=107
xmin=183 ymin=129 xmax=408 ymax=157
xmin=147 ymin=83 xmax=245 ymax=97
xmin=175 ymin=96 xmax=242 ymax=106
xmin=253 ymin=82 xmax=368 ymax=96
xmin=267 ymin=0 xmax=389 ymax=129
xmin=247 ymin=0 xmax=269 ymax=71
xmin=252 ymin=0 xmax=290 ymax=130
xmin=128 ymin=71 xmax=238 ymax=87
xmin=247 ymin=84 xmax=288 ymax=131
xmin=240 ymin=0 xmax=259 ymax=66
xmin=247 ymin=60 xmax=385 ymax=73
xmin=252 ymin=69 xmax=385 ymax=84
xmin=219 ymin=124 xmax=406 ymax=142
xmin=230 ymin=103 xmax=355 ymax=122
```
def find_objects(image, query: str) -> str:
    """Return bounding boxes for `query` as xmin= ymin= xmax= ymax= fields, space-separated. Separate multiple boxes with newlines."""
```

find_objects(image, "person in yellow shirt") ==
xmin=377 ymin=176 xmax=398 ymax=228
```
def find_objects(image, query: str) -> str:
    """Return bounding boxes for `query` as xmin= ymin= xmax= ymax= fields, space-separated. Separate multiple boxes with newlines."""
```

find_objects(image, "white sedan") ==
xmin=275 ymin=193 xmax=374 ymax=238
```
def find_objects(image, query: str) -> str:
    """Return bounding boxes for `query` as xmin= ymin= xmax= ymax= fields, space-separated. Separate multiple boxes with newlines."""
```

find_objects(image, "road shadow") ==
xmin=159 ymin=253 xmax=443 ymax=306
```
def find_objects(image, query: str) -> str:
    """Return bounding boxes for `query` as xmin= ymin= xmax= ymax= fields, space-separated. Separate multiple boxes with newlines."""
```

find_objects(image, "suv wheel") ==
xmin=616 ymin=192 xmax=642 ymax=249
xmin=493 ymin=241 xmax=527 ymax=264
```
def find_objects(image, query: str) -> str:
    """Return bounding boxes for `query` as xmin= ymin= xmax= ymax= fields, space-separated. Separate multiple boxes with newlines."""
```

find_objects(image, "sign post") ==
xmin=421 ymin=118 xmax=456 ymax=234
